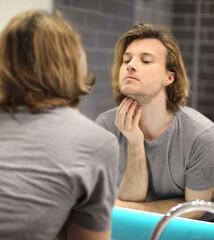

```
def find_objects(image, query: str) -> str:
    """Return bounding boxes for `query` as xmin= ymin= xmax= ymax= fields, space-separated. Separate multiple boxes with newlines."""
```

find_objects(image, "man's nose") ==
xmin=127 ymin=60 xmax=136 ymax=71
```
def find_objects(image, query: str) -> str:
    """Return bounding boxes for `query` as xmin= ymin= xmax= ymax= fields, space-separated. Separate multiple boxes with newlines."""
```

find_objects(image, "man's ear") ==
xmin=164 ymin=71 xmax=175 ymax=86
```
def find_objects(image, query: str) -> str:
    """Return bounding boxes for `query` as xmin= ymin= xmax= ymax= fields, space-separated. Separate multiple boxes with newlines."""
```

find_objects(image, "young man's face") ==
xmin=119 ymin=38 xmax=174 ymax=104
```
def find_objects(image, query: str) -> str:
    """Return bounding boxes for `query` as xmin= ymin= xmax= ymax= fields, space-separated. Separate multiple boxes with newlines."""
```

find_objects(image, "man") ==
xmin=96 ymin=23 xmax=214 ymax=221
xmin=0 ymin=10 xmax=119 ymax=240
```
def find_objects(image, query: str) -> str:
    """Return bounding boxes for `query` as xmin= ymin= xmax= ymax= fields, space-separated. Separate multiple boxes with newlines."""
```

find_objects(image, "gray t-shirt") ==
xmin=0 ymin=107 xmax=119 ymax=240
xmin=96 ymin=106 xmax=214 ymax=221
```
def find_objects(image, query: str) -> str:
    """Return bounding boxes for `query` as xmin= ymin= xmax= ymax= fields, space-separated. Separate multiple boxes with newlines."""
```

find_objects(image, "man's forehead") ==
xmin=124 ymin=38 xmax=167 ymax=59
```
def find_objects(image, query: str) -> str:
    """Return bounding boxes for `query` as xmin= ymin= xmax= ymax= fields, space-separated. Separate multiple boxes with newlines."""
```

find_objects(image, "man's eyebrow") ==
xmin=122 ymin=52 xmax=130 ymax=58
xmin=141 ymin=53 xmax=156 ymax=58
xmin=123 ymin=52 xmax=156 ymax=58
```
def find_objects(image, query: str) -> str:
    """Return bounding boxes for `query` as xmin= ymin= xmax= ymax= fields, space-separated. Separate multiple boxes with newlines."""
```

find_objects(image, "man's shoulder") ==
xmin=96 ymin=107 xmax=117 ymax=126
xmin=97 ymin=107 xmax=117 ymax=119
xmin=74 ymin=108 xmax=118 ymax=143
xmin=96 ymin=107 xmax=119 ymax=136
xmin=176 ymin=106 xmax=214 ymax=130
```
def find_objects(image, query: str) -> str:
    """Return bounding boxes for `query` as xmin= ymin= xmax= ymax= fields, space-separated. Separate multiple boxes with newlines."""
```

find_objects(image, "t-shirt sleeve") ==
xmin=96 ymin=111 xmax=119 ymax=138
xmin=186 ymin=126 xmax=214 ymax=191
xmin=70 ymin=136 xmax=119 ymax=231
xmin=96 ymin=114 xmax=109 ymax=130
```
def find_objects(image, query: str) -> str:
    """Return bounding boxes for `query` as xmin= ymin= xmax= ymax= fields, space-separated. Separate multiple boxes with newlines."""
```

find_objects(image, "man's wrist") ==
xmin=128 ymin=141 xmax=145 ymax=153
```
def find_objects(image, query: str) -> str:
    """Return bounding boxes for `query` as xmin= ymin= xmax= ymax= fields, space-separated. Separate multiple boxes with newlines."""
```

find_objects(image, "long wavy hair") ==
xmin=112 ymin=23 xmax=189 ymax=112
xmin=0 ymin=9 xmax=94 ymax=112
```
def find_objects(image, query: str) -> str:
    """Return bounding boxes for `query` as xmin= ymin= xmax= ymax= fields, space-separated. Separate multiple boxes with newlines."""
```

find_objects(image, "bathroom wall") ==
xmin=173 ymin=0 xmax=214 ymax=121
xmin=198 ymin=0 xmax=214 ymax=121
xmin=133 ymin=0 xmax=174 ymax=28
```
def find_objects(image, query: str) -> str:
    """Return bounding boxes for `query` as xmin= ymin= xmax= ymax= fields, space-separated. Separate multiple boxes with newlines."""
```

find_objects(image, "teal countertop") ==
xmin=111 ymin=207 xmax=214 ymax=240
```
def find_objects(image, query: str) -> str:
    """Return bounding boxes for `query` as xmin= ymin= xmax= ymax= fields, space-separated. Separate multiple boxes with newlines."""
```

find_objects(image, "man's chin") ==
xmin=121 ymin=91 xmax=139 ymax=100
xmin=121 ymin=91 xmax=152 ymax=104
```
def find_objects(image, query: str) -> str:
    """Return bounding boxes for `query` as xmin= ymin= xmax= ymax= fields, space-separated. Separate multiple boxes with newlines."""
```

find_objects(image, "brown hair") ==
xmin=112 ymin=23 xmax=189 ymax=112
xmin=0 ymin=9 xmax=94 ymax=112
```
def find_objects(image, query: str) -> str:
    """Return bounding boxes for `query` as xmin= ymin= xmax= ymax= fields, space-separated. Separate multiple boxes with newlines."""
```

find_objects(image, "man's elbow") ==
xmin=117 ymin=192 xmax=146 ymax=202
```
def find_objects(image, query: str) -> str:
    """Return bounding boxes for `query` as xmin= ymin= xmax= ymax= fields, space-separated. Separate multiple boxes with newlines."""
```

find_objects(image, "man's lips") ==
xmin=124 ymin=76 xmax=139 ymax=81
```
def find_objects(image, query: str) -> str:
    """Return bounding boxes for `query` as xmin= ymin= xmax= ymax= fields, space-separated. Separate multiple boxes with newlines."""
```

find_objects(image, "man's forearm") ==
xmin=118 ymin=142 xmax=148 ymax=201
xmin=115 ymin=198 xmax=205 ymax=219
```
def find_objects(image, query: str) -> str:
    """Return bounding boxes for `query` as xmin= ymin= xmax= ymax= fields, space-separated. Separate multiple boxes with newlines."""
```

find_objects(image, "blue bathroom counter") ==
xmin=111 ymin=207 xmax=214 ymax=240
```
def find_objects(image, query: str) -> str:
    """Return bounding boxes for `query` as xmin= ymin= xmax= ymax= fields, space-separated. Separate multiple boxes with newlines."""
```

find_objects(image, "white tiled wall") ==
xmin=0 ymin=0 xmax=53 ymax=32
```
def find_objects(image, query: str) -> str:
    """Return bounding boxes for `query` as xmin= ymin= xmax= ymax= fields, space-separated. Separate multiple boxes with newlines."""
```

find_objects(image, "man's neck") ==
xmin=138 ymin=95 xmax=174 ymax=142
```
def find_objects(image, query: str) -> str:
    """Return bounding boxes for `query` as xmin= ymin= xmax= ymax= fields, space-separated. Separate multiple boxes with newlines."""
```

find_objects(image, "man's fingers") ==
xmin=133 ymin=105 xmax=142 ymax=127
xmin=124 ymin=101 xmax=137 ymax=128
xmin=117 ymin=97 xmax=128 ymax=112
xmin=115 ymin=98 xmax=133 ymax=127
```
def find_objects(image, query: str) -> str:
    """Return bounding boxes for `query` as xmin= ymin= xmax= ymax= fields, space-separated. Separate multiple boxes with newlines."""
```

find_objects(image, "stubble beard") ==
xmin=121 ymin=84 xmax=164 ymax=104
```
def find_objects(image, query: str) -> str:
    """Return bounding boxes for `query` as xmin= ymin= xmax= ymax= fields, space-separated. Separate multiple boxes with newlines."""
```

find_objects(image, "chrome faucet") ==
xmin=150 ymin=200 xmax=214 ymax=240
